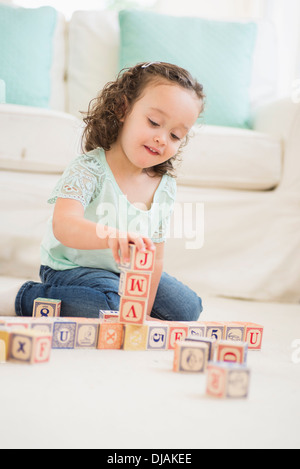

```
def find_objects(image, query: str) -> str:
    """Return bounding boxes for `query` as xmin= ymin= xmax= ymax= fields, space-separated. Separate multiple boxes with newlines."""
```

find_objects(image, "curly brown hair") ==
xmin=81 ymin=62 xmax=205 ymax=177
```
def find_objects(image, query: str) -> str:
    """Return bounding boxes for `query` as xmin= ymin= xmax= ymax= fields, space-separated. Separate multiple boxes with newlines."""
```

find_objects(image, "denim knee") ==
xmin=152 ymin=272 xmax=203 ymax=322
xmin=177 ymin=294 xmax=203 ymax=321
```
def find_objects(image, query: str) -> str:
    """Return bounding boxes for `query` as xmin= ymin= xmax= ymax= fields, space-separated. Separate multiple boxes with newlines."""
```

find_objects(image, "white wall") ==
xmin=158 ymin=0 xmax=265 ymax=18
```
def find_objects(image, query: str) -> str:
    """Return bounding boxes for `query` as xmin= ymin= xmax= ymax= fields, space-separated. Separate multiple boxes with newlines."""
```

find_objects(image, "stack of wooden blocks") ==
xmin=118 ymin=243 xmax=157 ymax=350
xmin=118 ymin=244 xmax=155 ymax=324
xmin=0 ymin=245 xmax=263 ymax=398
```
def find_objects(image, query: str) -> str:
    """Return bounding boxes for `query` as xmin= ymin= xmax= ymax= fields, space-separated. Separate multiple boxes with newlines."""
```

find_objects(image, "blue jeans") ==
xmin=15 ymin=266 xmax=203 ymax=321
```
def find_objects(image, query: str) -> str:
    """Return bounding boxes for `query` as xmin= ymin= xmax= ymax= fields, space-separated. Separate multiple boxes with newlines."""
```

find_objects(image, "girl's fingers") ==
xmin=108 ymin=229 xmax=156 ymax=265
xmin=107 ymin=234 xmax=121 ymax=264
xmin=143 ymin=237 xmax=156 ymax=252
xmin=128 ymin=233 xmax=155 ymax=253
xmin=118 ymin=235 xmax=130 ymax=263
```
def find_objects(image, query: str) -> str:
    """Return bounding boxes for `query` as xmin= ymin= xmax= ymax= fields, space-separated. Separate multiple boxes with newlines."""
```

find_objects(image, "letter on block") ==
xmin=119 ymin=244 xmax=155 ymax=273
xmin=52 ymin=320 xmax=77 ymax=349
xmin=97 ymin=323 xmax=124 ymax=350
xmin=75 ymin=321 xmax=99 ymax=349
xmin=8 ymin=330 xmax=52 ymax=364
xmin=119 ymin=271 xmax=151 ymax=299
xmin=147 ymin=323 xmax=169 ymax=350
xmin=119 ymin=297 xmax=147 ymax=325
xmin=173 ymin=340 xmax=209 ymax=373
xmin=167 ymin=323 xmax=189 ymax=350
xmin=206 ymin=362 xmax=250 ymax=399
xmin=205 ymin=322 xmax=225 ymax=341
xmin=123 ymin=324 xmax=148 ymax=351
xmin=216 ymin=340 xmax=248 ymax=364
xmin=187 ymin=322 xmax=206 ymax=339
xmin=244 ymin=323 xmax=264 ymax=350
xmin=225 ymin=323 xmax=245 ymax=342
xmin=33 ymin=298 xmax=61 ymax=318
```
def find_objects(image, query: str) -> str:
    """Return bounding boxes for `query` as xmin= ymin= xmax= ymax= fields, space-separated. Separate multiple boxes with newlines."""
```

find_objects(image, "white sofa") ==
xmin=1 ymin=8 xmax=300 ymax=319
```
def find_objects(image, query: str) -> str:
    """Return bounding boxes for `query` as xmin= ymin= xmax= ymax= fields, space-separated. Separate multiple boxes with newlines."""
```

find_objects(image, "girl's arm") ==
xmin=52 ymin=198 xmax=155 ymax=261
xmin=146 ymin=242 xmax=164 ymax=320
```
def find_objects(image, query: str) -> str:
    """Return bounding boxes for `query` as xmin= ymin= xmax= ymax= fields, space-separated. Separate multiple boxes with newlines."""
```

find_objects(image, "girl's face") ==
xmin=116 ymin=81 xmax=202 ymax=173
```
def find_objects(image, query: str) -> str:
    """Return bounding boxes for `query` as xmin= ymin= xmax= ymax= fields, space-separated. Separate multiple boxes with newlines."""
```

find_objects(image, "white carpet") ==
xmin=0 ymin=295 xmax=299 ymax=449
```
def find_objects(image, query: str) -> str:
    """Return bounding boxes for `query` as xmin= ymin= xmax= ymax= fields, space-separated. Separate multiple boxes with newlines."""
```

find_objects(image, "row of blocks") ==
xmin=32 ymin=302 xmax=264 ymax=353
xmin=0 ymin=315 xmax=263 ymax=361
xmin=0 ymin=317 xmax=251 ymax=398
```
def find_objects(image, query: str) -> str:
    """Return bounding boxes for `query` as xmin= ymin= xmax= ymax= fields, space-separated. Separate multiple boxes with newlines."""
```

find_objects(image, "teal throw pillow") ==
xmin=119 ymin=10 xmax=258 ymax=128
xmin=0 ymin=5 xmax=57 ymax=108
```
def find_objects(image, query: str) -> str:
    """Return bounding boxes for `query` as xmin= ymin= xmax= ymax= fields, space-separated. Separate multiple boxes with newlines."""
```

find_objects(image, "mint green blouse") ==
xmin=40 ymin=148 xmax=177 ymax=273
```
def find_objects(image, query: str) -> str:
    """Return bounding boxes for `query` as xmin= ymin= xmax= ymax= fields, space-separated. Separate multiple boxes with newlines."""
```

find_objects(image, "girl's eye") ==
xmin=171 ymin=133 xmax=180 ymax=141
xmin=148 ymin=118 xmax=159 ymax=127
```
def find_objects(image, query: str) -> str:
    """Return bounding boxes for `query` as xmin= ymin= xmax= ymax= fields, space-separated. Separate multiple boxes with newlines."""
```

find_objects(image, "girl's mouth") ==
xmin=144 ymin=145 xmax=160 ymax=156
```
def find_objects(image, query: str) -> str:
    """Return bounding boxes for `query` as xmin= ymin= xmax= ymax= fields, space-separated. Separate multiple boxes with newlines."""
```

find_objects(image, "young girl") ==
xmin=15 ymin=62 xmax=205 ymax=321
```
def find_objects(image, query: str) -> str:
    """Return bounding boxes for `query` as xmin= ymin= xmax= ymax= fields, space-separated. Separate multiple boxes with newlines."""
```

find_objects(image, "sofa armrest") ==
xmin=252 ymin=98 xmax=300 ymax=141
xmin=0 ymin=104 xmax=83 ymax=173
xmin=253 ymin=98 xmax=300 ymax=191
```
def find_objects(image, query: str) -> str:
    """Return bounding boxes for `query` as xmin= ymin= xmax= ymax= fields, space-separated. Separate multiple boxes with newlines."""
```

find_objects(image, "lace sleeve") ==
xmin=48 ymin=152 xmax=105 ymax=210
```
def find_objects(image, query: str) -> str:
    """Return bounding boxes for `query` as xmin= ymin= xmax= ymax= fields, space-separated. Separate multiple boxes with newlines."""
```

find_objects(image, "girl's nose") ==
xmin=154 ymin=132 xmax=167 ymax=146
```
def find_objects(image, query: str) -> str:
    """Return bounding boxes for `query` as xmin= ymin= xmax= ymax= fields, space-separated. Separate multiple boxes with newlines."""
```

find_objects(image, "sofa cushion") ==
xmin=178 ymin=126 xmax=282 ymax=190
xmin=0 ymin=104 xmax=82 ymax=173
xmin=67 ymin=11 xmax=277 ymax=122
xmin=67 ymin=10 xmax=120 ymax=117
xmin=0 ymin=4 xmax=58 ymax=108
xmin=49 ymin=11 xmax=67 ymax=112
xmin=119 ymin=10 xmax=258 ymax=129
xmin=0 ymin=104 xmax=281 ymax=191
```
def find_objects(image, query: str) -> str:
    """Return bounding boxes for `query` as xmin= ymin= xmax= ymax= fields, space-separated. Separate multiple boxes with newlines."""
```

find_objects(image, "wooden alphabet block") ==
xmin=99 ymin=310 xmax=120 ymax=322
xmin=205 ymin=322 xmax=226 ymax=341
xmin=30 ymin=318 xmax=54 ymax=334
xmin=184 ymin=336 xmax=216 ymax=361
xmin=146 ymin=323 xmax=169 ymax=350
xmin=97 ymin=323 xmax=124 ymax=350
xmin=206 ymin=362 xmax=250 ymax=399
xmin=52 ymin=320 xmax=77 ymax=349
xmin=33 ymin=298 xmax=61 ymax=318
xmin=119 ymin=271 xmax=151 ymax=299
xmin=244 ymin=323 xmax=264 ymax=350
xmin=0 ymin=328 xmax=11 ymax=362
xmin=5 ymin=317 xmax=32 ymax=330
xmin=173 ymin=340 xmax=209 ymax=373
xmin=75 ymin=320 xmax=100 ymax=349
xmin=8 ymin=329 xmax=52 ymax=364
xmin=187 ymin=322 xmax=206 ymax=339
xmin=225 ymin=322 xmax=245 ymax=342
xmin=216 ymin=340 xmax=248 ymax=364
xmin=123 ymin=324 xmax=148 ymax=351
xmin=167 ymin=323 xmax=189 ymax=350
xmin=119 ymin=244 xmax=155 ymax=273
xmin=119 ymin=297 xmax=147 ymax=325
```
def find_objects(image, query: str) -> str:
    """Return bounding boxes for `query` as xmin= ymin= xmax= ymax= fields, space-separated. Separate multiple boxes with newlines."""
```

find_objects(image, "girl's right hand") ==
xmin=106 ymin=229 xmax=155 ymax=265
